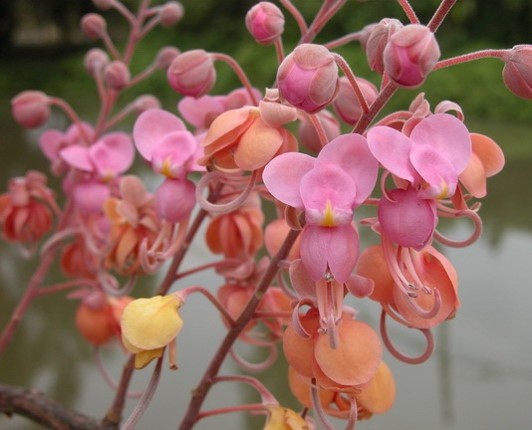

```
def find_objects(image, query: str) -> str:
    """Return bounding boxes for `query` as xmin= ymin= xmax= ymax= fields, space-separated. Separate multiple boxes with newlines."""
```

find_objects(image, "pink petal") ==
xmin=299 ymin=164 xmax=356 ymax=225
xmin=60 ymin=145 xmax=93 ymax=172
xmin=154 ymin=178 xmax=196 ymax=223
xmin=300 ymin=224 xmax=359 ymax=283
xmin=366 ymin=126 xmax=418 ymax=183
xmin=378 ymin=187 xmax=436 ymax=250
xmin=151 ymin=131 xmax=197 ymax=178
xmin=39 ymin=129 xmax=64 ymax=161
xmin=90 ymin=132 xmax=134 ymax=178
xmin=317 ymin=133 xmax=379 ymax=206
xmin=133 ymin=109 xmax=186 ymax=160
xmin=410 ymin=144 xmax=457 ymax=198
xmin=289 ymin=259 xmax=317 ymax=299
xmin=178 ymin=95 xmax=225 ymax=129
xmin=262 ymin=152 xmax=315 ymax=208
xmin=410 ymin=113 xmax=471 ymax=174
xmin=73 ymin=181 xmax=110 ymax=214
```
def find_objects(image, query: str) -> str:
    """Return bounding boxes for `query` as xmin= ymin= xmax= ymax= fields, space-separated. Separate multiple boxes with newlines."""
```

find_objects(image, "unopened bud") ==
xmin=92 ymin=0 xmax=114 ymax=10
xmin=11 ymin=91 xmax=51 ymax=129
xmin=104 ymin=61 xmax=130 ymax=90
xmin=133 ymin=95 xmax=161 ymax=113
xmin=333 ymin=76 xmax=378 ymax=125
xmin=81 ymin=13 xmax=106 ymax=40
xmin=159 ymin=2 xmax=185 ymax=27
xmin=245 ymin=2 xmax=284 ymax=45
xmin=277 ymin=43 xmax=339 ymax=113
xmin=365 ymin=18 xmax=403 ymax=75
xmin=156 ymin=46 xmax=180 ymax=70
xmin=503 ymin=45 xmax=532 ymax=99
xmin=84 ymin=48 xmax=109 ymax=77
xmin=167 ymin=50 xmax=216 ymax=97
xmin=155 ymin=178 xmax=195 ymax=223
xmin=383 ymin=24 xmax=440 ymax=87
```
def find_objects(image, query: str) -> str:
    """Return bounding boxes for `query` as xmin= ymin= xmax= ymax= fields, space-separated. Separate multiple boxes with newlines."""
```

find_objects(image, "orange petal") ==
xmin=134 ymin=347 xmax=164 ymax=369
xmin=355 ymin=245 xmax=394 ymax=305
xmin=459 ymin=153 xmax=487 ymax=198
xmin=471 ymin=133 xmax=505 ymax=177
xmin=115 ymin=227 xmax=138 ymax=268
xmin=355 ymin=361 xmax=396 ymax=414
xmin=234 ymin=119 xmax=283 ymax=171
xmin=282 ymin=312 xmax=320 ymax=378
xmin=288 ymin=366 xmax=335 ymax=409
xmin=314 ymin=319 xmax=382 ymax=387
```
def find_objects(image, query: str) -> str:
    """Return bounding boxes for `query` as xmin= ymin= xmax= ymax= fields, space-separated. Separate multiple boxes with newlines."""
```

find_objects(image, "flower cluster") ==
xmin=2 ymin=0 xmax=530 ymax=429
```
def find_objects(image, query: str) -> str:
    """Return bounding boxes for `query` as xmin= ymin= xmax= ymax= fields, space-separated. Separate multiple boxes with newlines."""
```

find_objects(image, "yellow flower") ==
xmin=121 ymin=294 xmax=183 ymax=369
xmin=264 ymin=405 xmax=309 ymax=430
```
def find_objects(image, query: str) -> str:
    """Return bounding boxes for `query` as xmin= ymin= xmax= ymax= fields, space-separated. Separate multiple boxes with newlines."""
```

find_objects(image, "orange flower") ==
xmin=103 ymin=175 xmax=161 ymax=275
xmin=198 ymin=106 xmax=297 ymax=172
xmin=206 ymin=191 xmax=264 ymax=258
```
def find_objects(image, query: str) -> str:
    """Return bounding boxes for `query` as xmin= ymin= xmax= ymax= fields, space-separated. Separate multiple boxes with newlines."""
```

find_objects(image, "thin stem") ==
xmin=197 ymin=403 xmax=265 ymax=421
xmin=174 ymin=259 xmax=243 ymax=281
xmin=210 ymin=53 xmax=259 ymax=105
xmin=178 ymin=286 xmax=236 ymax=327
xmin=397 ymin=0 xmax=420 ymax=24
xmin=353 ymin=82 xmax=398 ymax=134
xmin=102 ymin=355 xmax=136 ymax=427
xmin=48 ymin=98 xmax=92 ymax=144
xmin=434 ymin=49 xmax=506 ymax=71
xmin=177 ymin=227 xmax=301 ymax=430
xmin=278 ymin=0 xmax=308 ymax=36
xmin=333 ymin=53 xmax=369 ymax=114
xmin=323 ymin=30 xmax=367 ymax=50
xmin=428 ymin=0 xmax=457 ymax=33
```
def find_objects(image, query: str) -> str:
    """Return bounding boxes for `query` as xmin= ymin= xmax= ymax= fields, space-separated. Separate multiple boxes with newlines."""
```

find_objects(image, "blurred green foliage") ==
xmin=1 ymin=0 xmax=531 ymax=122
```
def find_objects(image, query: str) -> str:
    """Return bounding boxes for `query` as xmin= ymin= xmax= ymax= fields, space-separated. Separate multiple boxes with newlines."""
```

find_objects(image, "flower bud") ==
xmin=104 ymin=61 xmax=130 ymax=90
xmin=11 ymin=91 xmax=50 ymax=128
xmin=159 ymin=1 xmax=184 ymax=27
xmin=154 ymin=178 xmax=195 ymax=223
xmin=155 ymin=46 xmax=180 ymax=70
xmin=503 ymin=45 xmax=532 ymax=99
xmin=84 ymin=48 xmax=109 ymax=77
xmin=167 ymin=50 xmax=216 ymax=97
xmin=92 ymin=0 xmax=113 ymax=10
xmin=365 ymin=18 xmax=403 ymax=74
xmin=277 ymin=43 xmax=339 ymax=113
xmin=333 ymin=76 xmax=378 ymax=125
xmin=383 ymin=24 xmax=440 ymax=87
xmin=81 ymin=13 xmax=106 ymax=39
xmin=245 ymin=2 xmax=284 ymax=45
xmin=133 ymin=95 xmax=161 ymax=113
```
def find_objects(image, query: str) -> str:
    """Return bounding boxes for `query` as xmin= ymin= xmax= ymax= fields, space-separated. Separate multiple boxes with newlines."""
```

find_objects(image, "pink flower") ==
xmin=367 ymin=113 xmax=471 ymax=249
xmin=263 ymin=134 xmax=378 ymax=282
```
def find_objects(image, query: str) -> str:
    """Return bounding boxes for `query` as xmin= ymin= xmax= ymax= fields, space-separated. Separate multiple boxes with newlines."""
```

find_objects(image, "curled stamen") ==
xmin=311 ymin=380 xmax=335 ymax=430
xmin=380 ymin=309 xmax=434 ymax=364
xmin=98 ymin=271 xmax=136 ymax=297
xmin=404 ymin=288 xmax=441 ymax=320
xmin=229 ymin=344 xmax=278 ymax=373
xmin=196 ymin=170 xmax=258 ymax=214
xmin=139 ymin=238 xmax=162 ymax=273
xmin=434 ymin=209 xmax=483 ymax=247
xmin=291 ymin=299 xmax=315 ymax=339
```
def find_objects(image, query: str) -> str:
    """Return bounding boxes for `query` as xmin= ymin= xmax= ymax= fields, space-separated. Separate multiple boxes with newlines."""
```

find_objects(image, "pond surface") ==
xmin=0 ymin=92 xmax=531 ymax=430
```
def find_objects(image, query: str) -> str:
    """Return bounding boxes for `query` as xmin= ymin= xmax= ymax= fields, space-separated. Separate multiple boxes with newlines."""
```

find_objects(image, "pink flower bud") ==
xmin=154 ymin=178 xmax=195 ymax=223
xmin=333 ymin=76 xmax=378 ymax=125
xmin=277 ymin=44 xmax=339 ymax=113
xmin=84 ymin=48 xmax=109 ymax=77
xmin=167 ymin=50 xmax=216 ymax=97
xmin=11 ymin=91 xmax=50 ymax=129
xmin=156 ymin=46 xmax=180 ymax=70
xmin=92 ymin=0 xmax=113 ymax=10
xmin=383 ymin=24 xmax=440 ymax=87
xmin=503 ymin=45 xmax=532 ymax=99
xmin=365 ymin=18 xmax=403 ymax=74
xmin=81 ymin=13 xmax=106 ymax=39
xmin=159 ymin=1 xmax=184 ymax=27
xmin=245 ymin=2 xmax=284 ymax=45
xmin=133 ymin=95 xmax=161 ymax=113
xmin=104 ymin=61 xmax=130 ymax=90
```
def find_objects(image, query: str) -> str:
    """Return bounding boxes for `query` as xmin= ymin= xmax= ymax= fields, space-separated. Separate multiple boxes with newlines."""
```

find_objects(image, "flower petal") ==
xmin=234 ymin=119 xmax=283 ymax=171
xmin=90 ymin=132 xmax=134 ymax=178
xmin=60 ymin=145 xmax=93 ymax=171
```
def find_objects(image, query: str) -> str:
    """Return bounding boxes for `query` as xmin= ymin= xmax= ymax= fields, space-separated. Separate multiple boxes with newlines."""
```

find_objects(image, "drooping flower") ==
xmin=121 ymin=294 xmax=184 ymax=369
xmin=367 ymin=113 xmax=471 ymax=249
xmin=263 ymin=133 xmax=378 ymax=282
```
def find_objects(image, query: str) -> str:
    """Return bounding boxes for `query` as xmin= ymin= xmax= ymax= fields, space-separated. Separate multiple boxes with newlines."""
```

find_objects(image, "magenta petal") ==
xmin=366 ymin=126 xmax=418 ymax=183
xmin=90 ymin=132 xmax=134 ymax=178
xmin=154 ymin=178 xmax=196 ymax=223
xmin=378 ymin=187 xmax=437 ymax=250
xmin=300 ymin=224 xmax=359 ymax=283
xmin=410 ymin=113 xmax=471 ymax=174
xmin=317 ymin=133 xmax=379 ymax=206
xmin=73 ymin=181 xmax=110 ymax=215
xmin=326 ymin=224 xmax=359 ymax=283
xmin=289 ymin=259 xmax=317 ymax=299
xmin=133 ymin=109 xmax=186 ymax=161
xmin=60 ymin=145 xmax=93 ymax=172
xmin=262 ymin=152 xmax=315 ymax=208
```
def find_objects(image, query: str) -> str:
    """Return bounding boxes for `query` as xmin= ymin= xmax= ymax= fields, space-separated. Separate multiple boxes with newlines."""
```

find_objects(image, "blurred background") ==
xmin=0 ymin=1 xmax=531 ymax=429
